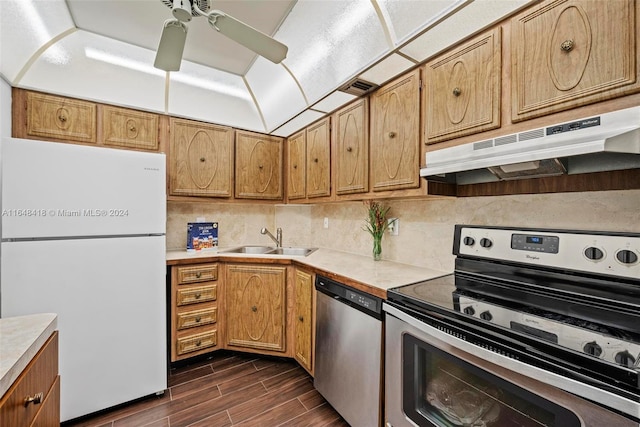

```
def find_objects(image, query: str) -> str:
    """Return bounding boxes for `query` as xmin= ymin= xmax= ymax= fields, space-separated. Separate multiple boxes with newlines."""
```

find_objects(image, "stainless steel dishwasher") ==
xmin=314 ymin=275 xmax=383 ymax=427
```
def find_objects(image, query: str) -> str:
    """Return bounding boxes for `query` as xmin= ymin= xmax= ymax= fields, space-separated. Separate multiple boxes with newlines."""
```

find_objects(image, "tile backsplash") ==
xmin=168 ymin=189 xmax=640 ymax=272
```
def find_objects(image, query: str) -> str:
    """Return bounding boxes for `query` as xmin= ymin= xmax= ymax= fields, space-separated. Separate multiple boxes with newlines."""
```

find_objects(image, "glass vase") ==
xmin=372 ymin=235 xmax=382 ymax=261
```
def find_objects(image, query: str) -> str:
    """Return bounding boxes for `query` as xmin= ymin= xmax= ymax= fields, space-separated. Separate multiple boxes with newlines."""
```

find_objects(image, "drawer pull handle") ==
xmin=251 ymin=305 xmax=257 ymax=312
xmin=24 ymin=392 xmax=43 ymax=406
xmin=560 ymin=39 xmax=574 ymax=52
xmin=195 ymin=271 xmax=202 ymax=278
xmin=194 ymin=293 xmax=201 ymax=299
xmin=298 ymin=315 xmax=304 ymax=322
xmin=195 ymin=316 xmax=202 ymax=323
xmin=452 ymin=87 xmax=461 ymax=97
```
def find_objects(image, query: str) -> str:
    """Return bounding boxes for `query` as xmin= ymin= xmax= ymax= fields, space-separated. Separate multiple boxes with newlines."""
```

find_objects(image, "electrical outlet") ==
xmin=388 ymin=218 xmax=399 ymax=235
xmin=323 ymin=217 xmax=329 ymax=229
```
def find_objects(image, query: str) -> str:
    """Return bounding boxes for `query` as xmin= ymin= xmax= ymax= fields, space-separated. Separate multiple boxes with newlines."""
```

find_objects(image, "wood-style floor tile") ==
xmin=62 ymin=351 xmax=348 ymax=427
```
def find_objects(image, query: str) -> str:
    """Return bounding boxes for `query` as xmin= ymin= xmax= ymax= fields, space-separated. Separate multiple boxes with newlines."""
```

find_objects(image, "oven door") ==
xmin=384 ymin=303 xmax=639 ymax=427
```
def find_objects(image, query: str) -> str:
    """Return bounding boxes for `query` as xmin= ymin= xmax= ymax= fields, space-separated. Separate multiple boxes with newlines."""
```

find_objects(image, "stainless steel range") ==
xmin=384 ymin=225 xmax=640 ymax=427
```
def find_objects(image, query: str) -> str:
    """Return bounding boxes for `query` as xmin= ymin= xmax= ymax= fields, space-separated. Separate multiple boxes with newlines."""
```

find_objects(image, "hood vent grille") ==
xmin=339 ymin=78 xmax=378 ymax=96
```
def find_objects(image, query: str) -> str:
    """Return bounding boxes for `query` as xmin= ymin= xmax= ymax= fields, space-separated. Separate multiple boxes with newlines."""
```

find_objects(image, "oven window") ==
xmin=402 ymin=334 xmax=581 ymax=426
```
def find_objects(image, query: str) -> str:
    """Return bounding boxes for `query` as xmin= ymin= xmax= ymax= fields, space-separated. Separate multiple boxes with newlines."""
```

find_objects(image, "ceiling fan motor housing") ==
xmin=171 ymin=0 xmax=192 ymax=22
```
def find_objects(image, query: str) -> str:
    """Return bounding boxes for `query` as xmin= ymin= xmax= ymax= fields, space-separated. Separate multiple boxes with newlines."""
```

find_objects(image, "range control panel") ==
xmin=455 ymin=226 xmax=640 ymax=280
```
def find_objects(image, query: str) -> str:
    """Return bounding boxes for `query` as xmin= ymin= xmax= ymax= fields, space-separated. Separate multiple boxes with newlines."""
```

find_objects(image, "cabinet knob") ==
xmin=195 ymin=271 xmax=202 ymax=278
xmin=560 ymin=39 xmax=574 ymax=52
xmin=298 ymin=315 xmax=304 ymax=322
xmin=58 ymin=115 xmax=67 ymax=123
xmin=251 ymin=305 xmax=258 ymax=312
xmin=194 ymin=293 xmax=201 ymax=299
xmin=346 ymin=147 xmax=352 ymax=152
xmin=293 ymin=164 xmax=297 ymax=169
xmin=195 ymin=340 xmax=202 ymax=347
xmin=195 ymin=316 xmax=201 ymax=323
xmin=388 ymin=131 xmax=396 ymax=138
xmin=258 ymin=165 xmax=263 ymax=169
xmin=24 ymin=392 xmax=43 ymax=407
xmin=313 ymin=158 xmax=318 ymax=163
xmin=199 ymin=157 xmax=206 ymax=162
xmin=129 ymin=125 xmax=136 ymax=132
xmin=452 ymin=87 xmax=461 ymax=97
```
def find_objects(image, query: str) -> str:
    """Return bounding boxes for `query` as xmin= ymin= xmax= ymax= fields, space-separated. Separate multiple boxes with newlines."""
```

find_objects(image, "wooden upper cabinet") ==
xmin=235 ymin=130 xmax=283 ymax=200
xmin=286 ymin=130 xmax=306 ymax=200
xmin=334 ymin=98 xmax=369 ymax=195
xmin=424 ymin=28 xmax=501 ymax=144
xmin=169 ymin=118 xmax=234 ymax=198
xmin=101 ymin=106 xmax=159 ymax=150
xmin=225 ymin=265 xmax=287 ymax=352
xmin=511 ymin=0 xmax=639 ymax=122
xmin=25 ymin=91 xmax=96 ymax=143
xmin=306 ymin=117 xmax=331 ymax=198
xmin=370 ymin=69 xmax=421 ymax=192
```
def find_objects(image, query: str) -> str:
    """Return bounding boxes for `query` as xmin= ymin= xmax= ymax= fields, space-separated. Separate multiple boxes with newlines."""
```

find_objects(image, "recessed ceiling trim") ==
xmin=13 ymin=27 xmax=77 ymax=85
xmin=281 ymin=61 xmax=309 ymax=106
xmin=242 ymin=75 xmax=268 ymax=132
xmin=370 ymin=0 xmax=395 ymax=50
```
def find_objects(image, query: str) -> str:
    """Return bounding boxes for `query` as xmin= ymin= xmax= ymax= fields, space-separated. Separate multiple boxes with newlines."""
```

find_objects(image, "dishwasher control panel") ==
xmin=315 ymin=275 xmax=382 ymax=318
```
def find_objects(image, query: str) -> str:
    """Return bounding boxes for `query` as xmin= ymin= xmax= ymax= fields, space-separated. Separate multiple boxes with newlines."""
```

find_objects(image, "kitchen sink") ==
xmin=221 ymin=246 xmax=318 ymax=257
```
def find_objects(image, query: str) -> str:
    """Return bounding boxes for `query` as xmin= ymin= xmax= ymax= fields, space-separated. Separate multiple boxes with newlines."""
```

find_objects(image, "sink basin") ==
xmin=221 ymin=246 xmax=318 ymax=257
xmin=270 ymin=247 xmax=318 ymax=257
xmin=222 ymin=246 xmax=276 ymax=254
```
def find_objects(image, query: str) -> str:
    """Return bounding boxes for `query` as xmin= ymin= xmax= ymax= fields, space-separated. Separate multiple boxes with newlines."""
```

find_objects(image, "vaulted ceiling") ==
xmin=0 ymin=0 xmax=532 ymax=137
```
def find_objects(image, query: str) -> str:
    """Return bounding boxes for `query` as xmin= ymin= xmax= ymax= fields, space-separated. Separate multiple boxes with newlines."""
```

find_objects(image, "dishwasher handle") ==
xmin=315 ymin=275 xmax=383 ymax=320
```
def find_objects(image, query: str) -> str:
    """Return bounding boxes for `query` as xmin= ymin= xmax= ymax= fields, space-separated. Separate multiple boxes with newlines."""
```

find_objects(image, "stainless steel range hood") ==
xmin=421 ymin=106 xmax=640 ymax=185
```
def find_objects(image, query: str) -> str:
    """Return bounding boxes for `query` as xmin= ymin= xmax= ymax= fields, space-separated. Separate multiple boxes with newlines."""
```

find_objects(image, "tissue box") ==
xmin=186 ymin=222 xmax=218 ymax=252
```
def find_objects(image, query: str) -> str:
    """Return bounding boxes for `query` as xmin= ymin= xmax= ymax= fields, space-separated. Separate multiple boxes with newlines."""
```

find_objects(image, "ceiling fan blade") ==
xmin=154 ymin=19 xmax=188 ymax=71
xmin=209 ymin=10 xmax=288 ymax=64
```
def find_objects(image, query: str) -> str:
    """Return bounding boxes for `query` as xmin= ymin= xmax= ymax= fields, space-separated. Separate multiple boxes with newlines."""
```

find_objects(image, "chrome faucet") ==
xmin=261 ymin=227 xmax=282 ymax=247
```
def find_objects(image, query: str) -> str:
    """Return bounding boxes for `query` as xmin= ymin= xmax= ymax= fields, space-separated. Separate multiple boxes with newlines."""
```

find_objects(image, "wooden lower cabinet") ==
xmin=293 ymin=269 xmax=314 ymax=374
xmin=225 ymin=264 xmax=287 ymax=353
xmin=170 ymin=263 xmax=220 ymax=362
xmin=0 ymin=332 xmax=59 ymax=427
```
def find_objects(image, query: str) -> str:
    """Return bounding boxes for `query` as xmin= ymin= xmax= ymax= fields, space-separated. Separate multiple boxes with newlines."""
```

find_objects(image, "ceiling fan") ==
xmin=154 ymin=0 xmax=288 ymax=71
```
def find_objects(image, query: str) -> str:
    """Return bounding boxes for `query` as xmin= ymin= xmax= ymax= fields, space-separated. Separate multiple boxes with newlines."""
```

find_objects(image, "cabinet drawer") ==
xmin=26 ymin=92 xmax=96 ymax=143
xmin=0 ymin=332 xmax=58 ymax=427
xmin=176 ymin=285 xmax=217 ymax=306
xmin=176 ymin=264 xmax=218 ymax=284
xmin=176 ymin=330 xmax=217 ymax=356
xmin=177 ymin=307 xmax=217 ymax=330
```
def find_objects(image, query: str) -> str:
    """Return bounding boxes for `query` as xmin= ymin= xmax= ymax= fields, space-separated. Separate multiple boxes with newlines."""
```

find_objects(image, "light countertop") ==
xmin=167 ymin=248 xmax=448 ymax=299
xmin=0 ymin=313 xmax=57 ymax=397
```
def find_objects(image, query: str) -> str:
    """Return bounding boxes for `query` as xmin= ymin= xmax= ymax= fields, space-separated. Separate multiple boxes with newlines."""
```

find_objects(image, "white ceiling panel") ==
xmin=0 ymin=0 xmax=75 ymax=82
xmin=357 ymin=53 xmax=416 ymax=85
xmin=245 ymin=56 xmax=307 ymax=132
xmin=400 ymin=0 xmax=534 ymax=62
xmin=311 ymin=91 xmax=357 ymax=114
xmin=168 ymin=60 xmax=264 ymax=131
xmin=276 ymin=0 xmax=389 ymax=104
xmin=271 ymin=109 xmax=325 ymax=138
xmin=376 ymin=0 xmax=467 ymax=46
xmin=20 ymin=31 xmax=166 ymax=112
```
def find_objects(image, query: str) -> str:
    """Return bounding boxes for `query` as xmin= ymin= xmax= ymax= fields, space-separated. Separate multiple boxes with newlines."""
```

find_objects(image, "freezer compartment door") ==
xmin=1 ymin=236 xmax=167 ymax=421
xmin=1 ymin=137 xmax=165 ymax=239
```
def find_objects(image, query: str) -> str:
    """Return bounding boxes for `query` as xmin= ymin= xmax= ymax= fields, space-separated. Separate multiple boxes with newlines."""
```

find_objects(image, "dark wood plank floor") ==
xmin=63 ymin=351 xmax=348 ymax=427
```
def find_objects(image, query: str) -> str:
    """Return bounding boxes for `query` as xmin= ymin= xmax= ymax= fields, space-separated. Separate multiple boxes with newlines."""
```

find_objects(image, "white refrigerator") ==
xmin=0 ymin=137 xmax=167 ymax=421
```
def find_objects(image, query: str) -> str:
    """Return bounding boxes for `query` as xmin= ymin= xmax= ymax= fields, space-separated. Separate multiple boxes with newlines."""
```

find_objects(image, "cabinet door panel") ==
xmin=512 ymin=0 xmax=638 ymax=121
xmin=226 ymin=265 xmax=286 ymax=352
xmin=335 ymin=99 xmax=369 ymax=195
xmin=294 ymin=270 xmax=313 ymax=373
xmin=102 ymin=106 xmax=159 ymax=150
xmin=371 ymin=69 xmax=421 ymax=191
xmin=286 ymin=130 xmax=306 ymax=200
xmin=26 ymin=92 xmax=96 ymax=143
xmin=425 ymin=28 xmax=501 ymax=143
xmin=235 ymin=131 xmax=283 ymax=200
xmin=306 ymin=118 xmax=331 ymax=198
xmin=169 ymin=118 xmax=234 ymax=197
